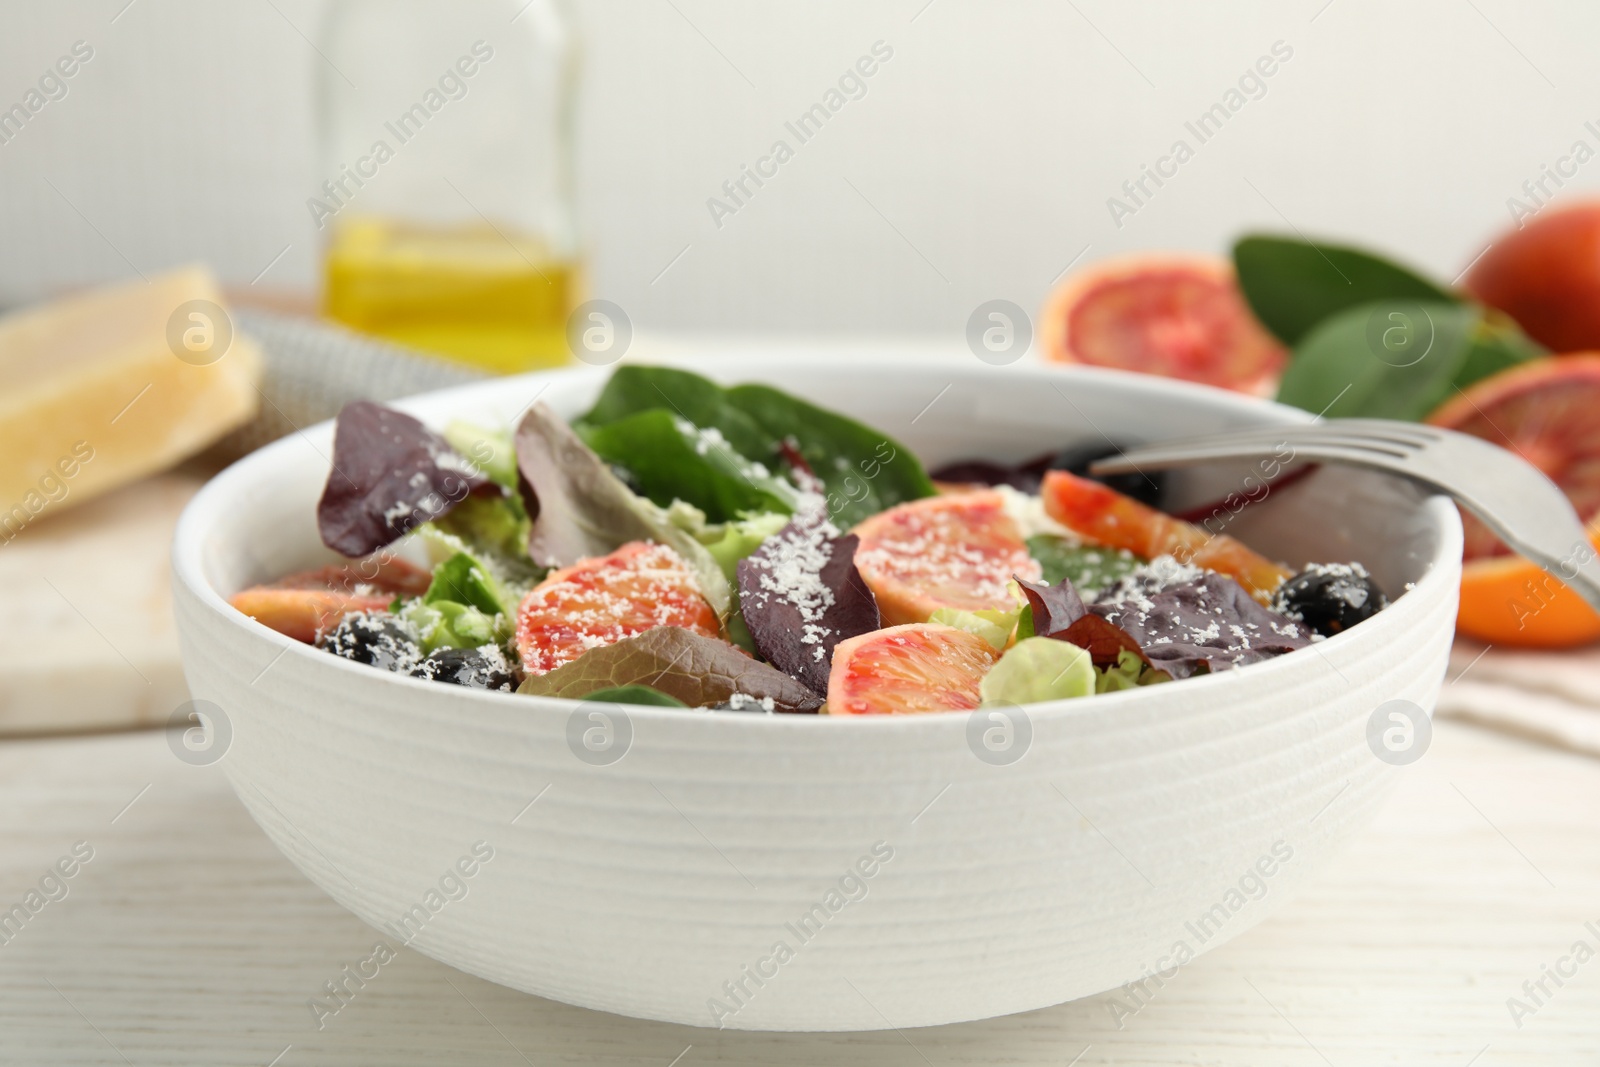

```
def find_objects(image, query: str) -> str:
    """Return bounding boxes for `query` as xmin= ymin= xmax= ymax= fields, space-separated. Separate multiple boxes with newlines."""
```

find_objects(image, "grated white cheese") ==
xmin=994 ymin=485 xmax=1079 ymax=542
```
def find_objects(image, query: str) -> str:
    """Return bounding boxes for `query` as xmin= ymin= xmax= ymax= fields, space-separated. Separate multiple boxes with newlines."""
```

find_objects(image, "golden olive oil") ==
xmin=322 ymin=216 xmax=577 ymax=373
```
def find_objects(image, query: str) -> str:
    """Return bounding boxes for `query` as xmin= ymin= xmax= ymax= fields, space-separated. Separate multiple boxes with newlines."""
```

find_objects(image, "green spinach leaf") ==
xmin=578 ymin=408 xmax=800 ymax=523
xmin=514 ymin=402 xmax=733 ymax=619
xmin=579 ymin=366 xmax=935 ymax=528
xmin=723 ymin=383 xmax=935 ymax=528
xmin=1026 ymin=535 xmax=1144 ymax=594
xmin=580 ymin=685 xmax=689 ymax=707
xmin=579 ymin=365 xmax=775 ymax=458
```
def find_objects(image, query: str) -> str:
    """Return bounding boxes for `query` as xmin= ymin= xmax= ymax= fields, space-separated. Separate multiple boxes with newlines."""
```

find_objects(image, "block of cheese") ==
xmin=0 ymin=266 xmax=261 ymax=539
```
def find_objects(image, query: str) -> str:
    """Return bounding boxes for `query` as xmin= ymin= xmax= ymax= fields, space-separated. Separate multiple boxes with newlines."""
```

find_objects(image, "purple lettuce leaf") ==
xmin=1015 ymin=574 xmax=1088 ymax=633
xmin=1090 ymin=572 xmax=1312 ymax=679
xmin=1057 ymin=615 xmax=1151 ymax=671
xmin=1016 ymin=574 xmax=1150 ymax=670
xmin=318 ymin=401 xmax=488 ymax=557
xmin=737 ymin=511 xmax=880 ymax=694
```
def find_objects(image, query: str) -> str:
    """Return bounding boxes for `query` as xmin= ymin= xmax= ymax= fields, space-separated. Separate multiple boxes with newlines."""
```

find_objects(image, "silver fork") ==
xmin=1090 ymin=418 xmax=1600 ymax=614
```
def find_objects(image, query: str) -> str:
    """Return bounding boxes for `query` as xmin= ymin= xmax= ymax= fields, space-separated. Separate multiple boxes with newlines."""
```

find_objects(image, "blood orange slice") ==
xmin=851 ymin=490 xmax=1039 ymax=625
xmin=1426 ymin=356 xmax=1600 ymax=647
xmin=1040 ymin=469 xmax=1290 ymax=602
xmin=826 ymin=623 xmax=999 ymax=715
xmin=1428 ymin=356 xmax=1600 ymax=559
xmin=1040 ymin=254 xmax=1286 ymax=394
xmin=230 ymin=557 xmax=431 ymax=643
xmin=516 ymin=540 xmax=721 ymax=675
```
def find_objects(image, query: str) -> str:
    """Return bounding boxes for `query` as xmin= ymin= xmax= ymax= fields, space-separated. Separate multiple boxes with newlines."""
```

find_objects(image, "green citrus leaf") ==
xmin=1234 ymin=235 xmax=1457 ymax=346
xmin=1275 ymin=300 xmax=1541 ymax=421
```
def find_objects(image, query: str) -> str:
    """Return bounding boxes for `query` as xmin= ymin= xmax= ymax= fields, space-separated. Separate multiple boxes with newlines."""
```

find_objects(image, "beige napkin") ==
xmin=1437 ymin=641 xmax=1600 ymax=757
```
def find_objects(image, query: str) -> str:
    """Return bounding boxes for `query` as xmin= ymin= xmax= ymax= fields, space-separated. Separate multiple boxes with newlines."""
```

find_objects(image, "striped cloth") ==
xmin=1438 ymin=641 xmax=1600 ymax=757
xmin=210 ymin=310 xmax=485 ymax=461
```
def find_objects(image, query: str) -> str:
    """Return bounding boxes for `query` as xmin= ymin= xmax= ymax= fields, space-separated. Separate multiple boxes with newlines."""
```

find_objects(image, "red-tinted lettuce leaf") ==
xmin=318 ymin=401 xmax=488 ymax=557
xmin=511 ymin=402 xmax=731 ymax=617
xmin=516 ymin=626 xmax=822 ymax=712
xmin=1090 ymin=572 xmax=1311 ymax=679
xmin=1017 ymin=574 xmax=1151 ymax=670
xmin=1015 ymin=575 xmax=1087 ymax=634
xmin=1058 ymin=615 xmax=1149 ymax=671
xmin=513 ymin=400 xmax=640 ymax=565
xmin=737 ymin=512 xmax=880 ymax=694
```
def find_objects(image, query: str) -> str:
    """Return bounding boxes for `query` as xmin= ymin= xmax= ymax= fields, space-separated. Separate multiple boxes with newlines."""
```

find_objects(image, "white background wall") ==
xmin=2 ymin=0 xmax=1599 ymax=334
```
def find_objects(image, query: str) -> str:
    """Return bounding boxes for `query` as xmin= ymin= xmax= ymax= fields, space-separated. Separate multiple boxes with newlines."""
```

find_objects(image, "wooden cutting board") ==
xmin=0 ymin=470 xmax=205 ymax=735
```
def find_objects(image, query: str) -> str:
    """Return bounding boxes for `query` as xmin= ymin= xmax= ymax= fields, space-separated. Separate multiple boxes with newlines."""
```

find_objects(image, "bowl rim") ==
xmin=171 ymin=355 xmax=1464 ymax=731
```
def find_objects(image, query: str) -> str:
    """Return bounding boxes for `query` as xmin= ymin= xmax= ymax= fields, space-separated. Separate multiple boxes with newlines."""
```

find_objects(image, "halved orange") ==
xmin=1039 ymin=254 xmax=1286 ymax=395
xmin=1428 ymin=356 xmax=1600 ymax=647
xmin=1454 ymin=523 xmax=1600 ymax=648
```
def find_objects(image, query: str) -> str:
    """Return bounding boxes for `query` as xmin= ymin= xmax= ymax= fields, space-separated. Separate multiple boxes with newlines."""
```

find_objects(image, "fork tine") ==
xmin=1330 ymin=419 xmax=1444 ymax=442
xmin=1205 ymin=423 xmax=1429 ymax=450
xmin=1093 ymin=425 xmax=1427 ymax=474
xmin=1092 ymin=439 xmax=1415 ymax=475
xmin=1086 ymin=419 xmax=1600 ymax=615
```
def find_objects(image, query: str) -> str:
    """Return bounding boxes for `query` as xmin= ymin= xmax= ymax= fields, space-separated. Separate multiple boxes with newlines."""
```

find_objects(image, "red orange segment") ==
xmin=1426 ymin=355 xmax=1600 ymax=560
xmin=1040 ymin=254 xmax=1286 ymax=395
xmin=516 ymin=540 xmax=720 ymax=675
xmin=230 ymin=557 xmax=431 ymax=643
xmin=1425 ymin=355 xmax=1600 ymax=648
xmin=1455 ymin=525 xmax=1600 ymax=649
xmin=1040 ymin=469 xmax=1290 ymax=602
xmin=851 ymin=490 xmax=1039 ymax=626
xmin=826 ymin=623 xmax=999 ymax=715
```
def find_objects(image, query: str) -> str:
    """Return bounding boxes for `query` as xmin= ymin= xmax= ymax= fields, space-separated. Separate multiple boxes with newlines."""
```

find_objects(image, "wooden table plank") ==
xmin=0 ymin=718 xmax=1596 ymax=1065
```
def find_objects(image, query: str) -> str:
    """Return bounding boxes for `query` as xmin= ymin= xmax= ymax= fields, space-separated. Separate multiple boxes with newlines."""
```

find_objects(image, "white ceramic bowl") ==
xmin=171 ymin=356 xmax=1460 ymax=1032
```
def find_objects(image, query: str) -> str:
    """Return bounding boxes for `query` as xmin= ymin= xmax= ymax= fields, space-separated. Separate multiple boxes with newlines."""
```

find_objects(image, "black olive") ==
xmin=319 ymin=612 xmax=421 ymax=672
xmin=1272 ymin=565 xmax=1388 ymax=637
xmin=410 ymin=647 xmax=517 ymax=691
xmin=1048 ymin=443 xmax=1167 ymax=508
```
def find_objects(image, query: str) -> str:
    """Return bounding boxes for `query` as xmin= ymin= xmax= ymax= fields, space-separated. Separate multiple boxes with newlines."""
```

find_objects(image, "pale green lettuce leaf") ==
xmin=979 ymin=637 xmax=1094 ymax=705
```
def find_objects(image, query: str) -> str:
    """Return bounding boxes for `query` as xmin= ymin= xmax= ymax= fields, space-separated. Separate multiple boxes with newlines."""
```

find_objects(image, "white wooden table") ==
xmin=0 ymin=717 xmax=1596 ymax=1065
